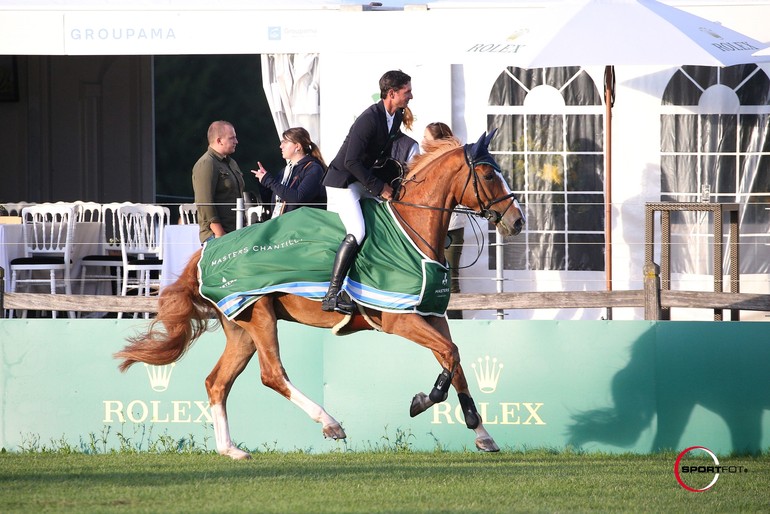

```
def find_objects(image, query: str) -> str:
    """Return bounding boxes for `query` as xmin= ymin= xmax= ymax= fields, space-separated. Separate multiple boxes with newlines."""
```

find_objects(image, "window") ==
xmin=660 ymin=65 xmax=770 ymax=275
xmin=487 ymin=67 xmax=605 ymax=271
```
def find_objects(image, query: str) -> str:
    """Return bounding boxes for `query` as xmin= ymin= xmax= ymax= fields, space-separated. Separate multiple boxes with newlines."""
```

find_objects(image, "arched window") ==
xmin=487 ymin=66 xmax=605 ymax=271
xmin=660 ymin=64 xmax=770 ymax=275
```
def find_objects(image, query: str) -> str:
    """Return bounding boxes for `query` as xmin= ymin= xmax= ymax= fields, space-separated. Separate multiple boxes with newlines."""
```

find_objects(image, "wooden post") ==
xmin=643 ymin=262 xmax=661 ymax=321
xmin=0 ymin=266 xmax=4 ymax=319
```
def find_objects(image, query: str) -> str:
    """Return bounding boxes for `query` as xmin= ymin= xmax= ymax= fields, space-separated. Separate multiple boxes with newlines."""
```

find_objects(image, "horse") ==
xmin=115 ymin=131 xmax=525 ymax=459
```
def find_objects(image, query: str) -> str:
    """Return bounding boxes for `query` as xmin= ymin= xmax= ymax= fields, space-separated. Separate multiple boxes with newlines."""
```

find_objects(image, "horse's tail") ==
xmin=114 ymin=248 xmax=214 ymax=372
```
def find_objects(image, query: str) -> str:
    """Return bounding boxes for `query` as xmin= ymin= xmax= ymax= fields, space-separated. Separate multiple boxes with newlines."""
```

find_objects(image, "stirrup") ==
xmin=335 ymin=291 xmax=355 ymax=314
xmin=322 ymin=290 xmax=354 ymax=315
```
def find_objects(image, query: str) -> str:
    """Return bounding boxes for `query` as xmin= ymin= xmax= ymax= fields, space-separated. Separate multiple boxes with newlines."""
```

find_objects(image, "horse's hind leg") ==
xmin=206 ymin=318 xmax=256 ymax=460
xmin=238 ymin=298 xmax=346 ymax=441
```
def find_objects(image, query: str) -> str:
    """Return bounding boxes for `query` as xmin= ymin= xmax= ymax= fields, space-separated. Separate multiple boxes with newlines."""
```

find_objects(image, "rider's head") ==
xmin=379 ymin=70 xmax=412 ymax=99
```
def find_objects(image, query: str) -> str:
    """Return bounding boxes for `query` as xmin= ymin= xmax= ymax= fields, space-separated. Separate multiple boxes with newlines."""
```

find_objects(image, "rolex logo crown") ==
xmin=145 ymin=363 xmax=175 ymax=392
xmin=471 ymin=355 xmax=503 ymax=394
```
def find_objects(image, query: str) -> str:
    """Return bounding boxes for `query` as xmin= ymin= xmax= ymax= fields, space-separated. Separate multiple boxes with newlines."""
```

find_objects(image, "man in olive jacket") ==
xmin=192 ymin=120 xmax=245 ymax=243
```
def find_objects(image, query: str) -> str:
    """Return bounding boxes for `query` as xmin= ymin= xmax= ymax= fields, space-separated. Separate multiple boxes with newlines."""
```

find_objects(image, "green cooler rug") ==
xmin=198 ymin=199 xmax=451 ymax=320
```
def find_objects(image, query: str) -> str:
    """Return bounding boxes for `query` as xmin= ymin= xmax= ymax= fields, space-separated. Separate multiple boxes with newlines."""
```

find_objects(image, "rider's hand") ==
xmin=380 ymin=184 xmax=394 ymax=201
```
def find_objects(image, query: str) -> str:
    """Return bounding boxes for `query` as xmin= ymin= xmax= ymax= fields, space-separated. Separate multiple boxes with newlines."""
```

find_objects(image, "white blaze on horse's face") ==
xmin=490 ymin=169 xmax=525 ymax=237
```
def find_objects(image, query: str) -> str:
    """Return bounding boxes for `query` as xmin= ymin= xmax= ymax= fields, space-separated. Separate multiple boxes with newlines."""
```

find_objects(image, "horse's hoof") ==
xmin=221 ymin=447 xmax=252 ymax=460
xmin=475 ymin=437 xmax=500 ymax=452
xmin=410 ymin=392 xmax=432 ymax=417
xmin=323 ymin=423 xmax=347 ymax=440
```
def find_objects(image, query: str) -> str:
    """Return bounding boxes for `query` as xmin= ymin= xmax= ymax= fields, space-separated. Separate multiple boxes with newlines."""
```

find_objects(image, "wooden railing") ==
xmin=3 ymin=264 xmax=770 ymax=320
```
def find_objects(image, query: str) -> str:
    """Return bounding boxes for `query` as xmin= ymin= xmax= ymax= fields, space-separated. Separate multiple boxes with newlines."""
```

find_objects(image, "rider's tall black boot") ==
xmin=321 ymin=234 xmax=358 ymax=314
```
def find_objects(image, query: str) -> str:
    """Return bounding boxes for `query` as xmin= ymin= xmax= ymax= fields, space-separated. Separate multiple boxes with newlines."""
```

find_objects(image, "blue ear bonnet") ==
xmin=465 ymin=129 xmax=501 ymax=172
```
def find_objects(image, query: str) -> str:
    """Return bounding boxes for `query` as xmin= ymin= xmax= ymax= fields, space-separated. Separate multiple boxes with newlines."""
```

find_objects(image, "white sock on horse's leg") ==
xmin=210 ymin=403 xmax=251 ymax=459
xmin=473 ymin=423 xmax=500 ymax=452
xmin=286 ymin=381 xmax=345 ymax=439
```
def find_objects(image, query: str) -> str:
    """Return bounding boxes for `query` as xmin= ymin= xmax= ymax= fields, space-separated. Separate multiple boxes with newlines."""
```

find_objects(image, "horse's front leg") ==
xmin=240 ymin=298 xmax=346 ymax=441
xmin=207 ymin=318 xmax=256 ymax=460
xmin=404 ymin=315 xmax=500 ymax=452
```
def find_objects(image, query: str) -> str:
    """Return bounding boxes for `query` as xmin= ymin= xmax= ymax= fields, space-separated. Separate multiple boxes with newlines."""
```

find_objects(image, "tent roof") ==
xmin=1 ymin=0 xmax=768 ymax=56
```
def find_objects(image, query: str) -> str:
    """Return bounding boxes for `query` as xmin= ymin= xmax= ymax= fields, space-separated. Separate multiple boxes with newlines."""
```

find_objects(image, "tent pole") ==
xmin=604 ymin=65 xmax=615 ymax=320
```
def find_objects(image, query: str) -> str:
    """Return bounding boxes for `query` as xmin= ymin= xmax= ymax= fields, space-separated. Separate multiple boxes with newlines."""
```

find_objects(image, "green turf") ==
xmin=1 ymin=450 xmax=769 ymax=513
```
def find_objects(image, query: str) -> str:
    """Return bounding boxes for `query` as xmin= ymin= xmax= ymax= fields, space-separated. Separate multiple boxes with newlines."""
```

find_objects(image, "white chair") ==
xmin=73 ymin=201 xmax=102 ymax=222
xmin=4 ymin=202 xmax=34 ymax=216
xmin=117 ymin=203 xmax=167 ymax=318
xmin=246 ymin=206 xmax=266 ymax=225
xmin=9 ymin=203 xmax=76 ymax=318
xmin=179 ymin=203 xmax=198 ymax=225
xmin=79 ymin=202 xmax=133 ymax=298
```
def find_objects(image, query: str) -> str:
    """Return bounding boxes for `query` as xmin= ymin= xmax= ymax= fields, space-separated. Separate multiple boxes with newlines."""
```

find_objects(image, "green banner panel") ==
xmin=1 ymin=319 xmax=767 ymax=455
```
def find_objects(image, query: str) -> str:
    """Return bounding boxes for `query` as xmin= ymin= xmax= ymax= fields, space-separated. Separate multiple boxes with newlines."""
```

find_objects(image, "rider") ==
xmin=321 ymin=70 xmax=413 ymax=314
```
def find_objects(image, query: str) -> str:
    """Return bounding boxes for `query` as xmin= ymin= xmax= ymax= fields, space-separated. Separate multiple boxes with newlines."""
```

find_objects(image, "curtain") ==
xmin=260 ymin=54 xmax=321 ymax=145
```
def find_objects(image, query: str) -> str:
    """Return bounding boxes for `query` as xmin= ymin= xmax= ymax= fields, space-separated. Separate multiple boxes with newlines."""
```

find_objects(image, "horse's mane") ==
xmin=407 ymin=136 xmax=462 ymax=180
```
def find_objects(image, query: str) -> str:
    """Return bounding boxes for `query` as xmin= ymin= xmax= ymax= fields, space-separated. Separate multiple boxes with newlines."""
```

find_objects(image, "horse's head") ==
xmin=461 ymin=130 xmax=525 ymax=237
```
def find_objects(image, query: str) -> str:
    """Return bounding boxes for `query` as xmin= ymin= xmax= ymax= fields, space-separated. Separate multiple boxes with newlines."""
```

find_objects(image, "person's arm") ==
xmin=192 ymin=155 xmax=225 ymax=236
xmin=265 ymin=162 xmax=325 ymax=207
xmin=343 ymin=114 xmax=387 ymax=196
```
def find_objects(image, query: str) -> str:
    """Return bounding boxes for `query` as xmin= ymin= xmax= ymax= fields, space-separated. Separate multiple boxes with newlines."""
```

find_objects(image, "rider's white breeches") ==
xmin=325 ymin=183 xmax=375 ymax=243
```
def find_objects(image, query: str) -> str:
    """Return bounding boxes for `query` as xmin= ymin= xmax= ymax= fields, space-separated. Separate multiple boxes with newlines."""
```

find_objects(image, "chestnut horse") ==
xmin=115 ymin=131 xmax=524 ymax=459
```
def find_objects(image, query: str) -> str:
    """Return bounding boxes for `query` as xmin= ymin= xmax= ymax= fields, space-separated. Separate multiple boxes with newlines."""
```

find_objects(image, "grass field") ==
xmin=2 ymin=450 xmax=769 ymax=513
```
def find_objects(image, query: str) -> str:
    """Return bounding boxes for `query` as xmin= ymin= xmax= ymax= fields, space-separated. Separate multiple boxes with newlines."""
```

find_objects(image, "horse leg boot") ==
xmin=429 ymin=367 xmax=453 ymax=403
xmin=410 ymin=367 xmax=453 ymax=417
xmin=321 ymin=234 xmax=358 ymax=314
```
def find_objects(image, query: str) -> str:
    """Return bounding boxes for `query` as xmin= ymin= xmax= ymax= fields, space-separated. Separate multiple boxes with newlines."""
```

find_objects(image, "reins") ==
xmin=388 ymin=144 xmax=518 ymax=261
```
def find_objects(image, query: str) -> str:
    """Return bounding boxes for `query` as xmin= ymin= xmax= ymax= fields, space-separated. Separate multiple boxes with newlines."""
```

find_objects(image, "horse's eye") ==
xmin=483 ymin=172 xmax=495 ymax=181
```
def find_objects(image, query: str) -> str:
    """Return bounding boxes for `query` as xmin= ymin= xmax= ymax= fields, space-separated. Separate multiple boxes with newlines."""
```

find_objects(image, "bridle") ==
xmin=461 ymin=145 xmax=518 ymax=224
xmin=389 ymin=144 xmax=519 ymax=259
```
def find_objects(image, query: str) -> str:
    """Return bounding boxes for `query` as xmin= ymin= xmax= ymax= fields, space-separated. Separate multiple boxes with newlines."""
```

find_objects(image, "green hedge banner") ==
xmin=1 ymin=319 xmax=768 ymax=454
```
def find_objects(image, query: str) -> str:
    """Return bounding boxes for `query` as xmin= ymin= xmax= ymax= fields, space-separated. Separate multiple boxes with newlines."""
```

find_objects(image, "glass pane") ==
xmin=740 ymin=114 xmax=770 ymax=153
xmin=680 ymin=65 xmax=718 ymax=92
xmin=661 ymin=114 xmax=697 ymax=152
xmin=487 ymin=114 xmax=522 ymax=152
xmin=662 ymin=70 xmax=703 ymax=106
xmin=527 ymin=114 xmax=563 ymax=152
xmin=566 ymin=154 xmax=603 ymax=192
xmin=746 ymin=154 xmax=770 ymax=197
xmin=721 ymin=64 xmax=757 ymax=90
xmin=528 ymin=193 xmax=565 ymax=231
xmin=529 ymin=231 xmax=565 ymax=271
xmin=490 ymin=235 xmax=528 ymax=271
xmin=495 ymin=154 xmax=525 ymax=192
xmin=700 ymin=114 xmax=737 ymax=153
xmin=567 ymin=194 xmax=604 ymax=231
xmin=555 ymin=68 xmax=602 ymax=106
xmin=566 ymin=115 xmax=602 ymax=152
xmin=527 ymin=153 xmax=565 ymax=193
xmin=702 ymin=154 xmax=736 ymax=195
xmin=567 ymin=233 xmax=604 ymax=271
xmin=736 ymin=68 xmax=770 ymax=105
xmin=488 ymin=67 xmax=539 ymax=106
xmin=660 ymin=154 xmax=697 ymax=198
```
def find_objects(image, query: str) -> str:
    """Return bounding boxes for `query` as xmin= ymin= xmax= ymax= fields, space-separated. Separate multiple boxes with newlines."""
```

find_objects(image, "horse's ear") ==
xmin=484 ymin=128 xmax=498 ymax=148
xmin=469 ymin=132 xmax=487 ymax=160
xmin=470 ymin=129 xmax=497 ymax=160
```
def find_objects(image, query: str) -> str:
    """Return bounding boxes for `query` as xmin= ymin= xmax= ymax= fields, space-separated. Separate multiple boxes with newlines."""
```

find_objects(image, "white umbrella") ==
xmin=460 ymin=0 xmax=768 ymax=68
xmin=454 ymin=0 xmax=769 ymax=307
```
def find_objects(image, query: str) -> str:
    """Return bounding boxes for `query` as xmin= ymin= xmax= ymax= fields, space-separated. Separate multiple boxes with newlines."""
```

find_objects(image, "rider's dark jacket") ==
xmin=323 ymin=101 xmax=403 ymax=196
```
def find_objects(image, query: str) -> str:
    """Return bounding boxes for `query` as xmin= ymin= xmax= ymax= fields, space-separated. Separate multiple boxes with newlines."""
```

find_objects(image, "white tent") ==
xmin=2 ymin=0 xmax=770 ymax=321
